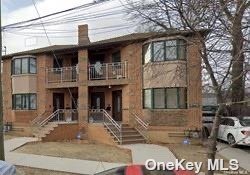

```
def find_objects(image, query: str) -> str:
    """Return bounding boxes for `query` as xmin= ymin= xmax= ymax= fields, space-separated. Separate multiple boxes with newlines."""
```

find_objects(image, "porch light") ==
xmin=108 ymin=85 xmax=111 ymax=89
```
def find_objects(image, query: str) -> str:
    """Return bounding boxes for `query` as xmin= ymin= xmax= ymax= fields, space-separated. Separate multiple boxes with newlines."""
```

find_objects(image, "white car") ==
xmin=218 ymin=116 xmax=250 ymax=146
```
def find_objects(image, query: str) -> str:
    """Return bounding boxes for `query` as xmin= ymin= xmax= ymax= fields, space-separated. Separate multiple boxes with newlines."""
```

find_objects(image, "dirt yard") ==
xmin=16 ymin=166 xmax=79 ymax=175
xmin=4 ymin=134 xmax=19 ymax=140
xmin=164 ymin=143 xmax=246 ymax=173
xmin=14 ymin=141 xmax=132 ymax=163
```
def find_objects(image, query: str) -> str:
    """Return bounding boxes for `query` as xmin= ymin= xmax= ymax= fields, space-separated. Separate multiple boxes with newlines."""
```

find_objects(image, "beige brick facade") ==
xmin=2 ymin=30 xmax=203 ymax=143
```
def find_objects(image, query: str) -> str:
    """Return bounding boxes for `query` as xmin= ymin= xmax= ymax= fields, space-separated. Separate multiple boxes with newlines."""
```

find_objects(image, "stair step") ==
xmin=12 ymin=127 xmax=25 ymax=132
xmin=122 ymin=139 xmax=146 ymax=144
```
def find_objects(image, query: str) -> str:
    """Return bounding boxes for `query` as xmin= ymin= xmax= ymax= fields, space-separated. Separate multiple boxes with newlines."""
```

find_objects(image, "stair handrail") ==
xmin=102 ymin=109 xmax=122 ymax=144
xmin=131 ymin=112 xmax=149 ymax=140
xmin=39 ymin=109 xmax=60 ymax=127
xmin=30 ymin=111 xmax=48 ymax=125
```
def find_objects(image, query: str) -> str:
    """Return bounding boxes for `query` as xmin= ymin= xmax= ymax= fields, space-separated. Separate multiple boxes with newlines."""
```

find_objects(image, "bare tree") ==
xmin=124 ymin=0 xmax=250 ymax=175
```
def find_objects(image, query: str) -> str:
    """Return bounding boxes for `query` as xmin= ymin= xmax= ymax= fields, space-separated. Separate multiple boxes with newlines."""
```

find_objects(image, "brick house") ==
xmin=2 ymin=25 xmax=206 ymax=144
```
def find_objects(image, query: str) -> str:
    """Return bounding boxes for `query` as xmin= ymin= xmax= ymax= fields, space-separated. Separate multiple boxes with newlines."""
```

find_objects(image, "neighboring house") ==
xmin=2 ymin=24 xmax=206 ymax=144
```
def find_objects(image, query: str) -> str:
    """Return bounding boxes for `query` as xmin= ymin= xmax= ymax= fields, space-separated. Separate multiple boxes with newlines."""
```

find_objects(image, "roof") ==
xmin=3 ymin=29 xmax=209 ymax=59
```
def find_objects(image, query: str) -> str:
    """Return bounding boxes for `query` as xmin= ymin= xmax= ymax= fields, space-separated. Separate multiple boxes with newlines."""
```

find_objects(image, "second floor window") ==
xmin=12 ymin=57 xmax=37 ymax=75
xmin=143 ymin=39 xmax=186 ymax=64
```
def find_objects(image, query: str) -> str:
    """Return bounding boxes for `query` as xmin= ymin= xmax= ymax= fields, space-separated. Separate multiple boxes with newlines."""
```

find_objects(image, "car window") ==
xmin=227 ymin=119 xmax=235 ymax=126
xmin=220 ymin=118 xmax=227 ymax=125
xmin=239 ymin=119 xmax=250 ymax=126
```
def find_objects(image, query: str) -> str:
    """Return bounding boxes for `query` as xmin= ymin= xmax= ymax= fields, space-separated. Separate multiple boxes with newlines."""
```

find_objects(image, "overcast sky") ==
xmin=2 ymin=0 xmax=135 ymax=54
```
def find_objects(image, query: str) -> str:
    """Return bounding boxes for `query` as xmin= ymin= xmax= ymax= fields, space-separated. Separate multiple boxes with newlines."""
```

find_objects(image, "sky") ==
xmin=1 ymin=0 xmax=136 ymax=54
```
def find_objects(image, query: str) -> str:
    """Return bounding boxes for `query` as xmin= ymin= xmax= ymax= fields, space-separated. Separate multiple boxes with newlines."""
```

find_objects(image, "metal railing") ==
xmin=31 ymin=111 xmax=48 ymax=126
xmin=46 ymin=66 xmax=78 ymax=83
xmin=89 ymin=109 xmax=122 ymax=144
xmin=39 ymin=109 xmax=78 ymax=127
xmin=88 ymin=61 xmax=128 ymax=80
xmin=131 ymin=112 xmax=149 ymax=140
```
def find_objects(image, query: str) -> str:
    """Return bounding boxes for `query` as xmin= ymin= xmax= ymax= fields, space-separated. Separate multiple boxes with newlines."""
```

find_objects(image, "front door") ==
xmin=112 ymin=90 xmax=122 ymax=121
xmin=53 ymin=93 xmax=64 ymax=121
xmin=53 ymin=93 xmax=65 ymax=111
xmin=91 ymin=92 xmax=105 ymax=109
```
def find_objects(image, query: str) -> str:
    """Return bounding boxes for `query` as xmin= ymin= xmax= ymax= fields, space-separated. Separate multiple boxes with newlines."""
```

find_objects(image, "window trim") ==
xmin=12 ymin=56 xmax=37 ymax=75
xmin=12 ymin=93 xmax=37 ymax=110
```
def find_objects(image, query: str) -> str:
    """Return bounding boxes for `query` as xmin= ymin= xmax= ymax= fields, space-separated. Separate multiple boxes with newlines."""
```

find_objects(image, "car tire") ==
xmin=227 ymin=134 xmax=236 ymax=147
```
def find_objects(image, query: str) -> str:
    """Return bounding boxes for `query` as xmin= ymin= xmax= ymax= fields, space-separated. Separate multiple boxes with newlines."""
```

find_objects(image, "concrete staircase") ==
xmin=33 ymin=122 xmax=59 ymax=140
xmin=104 ymin=124 xmax=146 ymax=144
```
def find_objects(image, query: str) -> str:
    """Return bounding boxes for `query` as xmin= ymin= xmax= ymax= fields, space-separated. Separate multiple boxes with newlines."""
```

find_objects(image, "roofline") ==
xmin=2 ymin=29 xmax=210 ymax=60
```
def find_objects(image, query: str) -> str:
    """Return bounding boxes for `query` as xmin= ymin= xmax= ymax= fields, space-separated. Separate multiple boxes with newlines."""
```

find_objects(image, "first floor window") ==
xmin=143 ymin=88 xmax=187 ymax=109
xmin=12 ymin=94 xmax=37 ymax=110
xmin=143 ymin=89 xmax=152 ymax=108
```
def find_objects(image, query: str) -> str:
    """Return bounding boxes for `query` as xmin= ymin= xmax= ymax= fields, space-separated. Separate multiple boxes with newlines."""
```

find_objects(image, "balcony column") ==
xmin=78 ymin=49 xmax=88 ymax=129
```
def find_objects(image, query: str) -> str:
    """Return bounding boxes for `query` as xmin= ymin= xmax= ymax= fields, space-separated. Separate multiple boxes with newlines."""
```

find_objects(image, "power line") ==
xmin=31 ymin=0 xmax=78 ymax=109
xmin=3 ymin=0 xmax=113 ymax=30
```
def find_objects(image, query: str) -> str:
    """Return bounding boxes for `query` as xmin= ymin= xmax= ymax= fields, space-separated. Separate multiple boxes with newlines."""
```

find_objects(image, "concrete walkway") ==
xmin=217 ymin=143 xmax=250 ymax=171
xmin=5 ymin=138 xmax=176 ymax=175
xmin=121 ymin=144 xmax=176 ymax=164
xmin=4 ymin=137 xmax=125 ymax=175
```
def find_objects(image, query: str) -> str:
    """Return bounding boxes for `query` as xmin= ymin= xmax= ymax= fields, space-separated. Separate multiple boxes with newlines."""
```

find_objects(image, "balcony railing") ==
xmin=88 ymin=61 xmax=128 ymax=80
xmin=46 ymin=66 xmax=78 ymax=83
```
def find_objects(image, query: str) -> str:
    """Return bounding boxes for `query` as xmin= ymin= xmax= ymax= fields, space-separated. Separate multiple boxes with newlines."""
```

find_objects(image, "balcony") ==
xmin=46 ymin=66 xmax=78 ymax=88
xmin=88 ymin=61 xmax=129 ymax=86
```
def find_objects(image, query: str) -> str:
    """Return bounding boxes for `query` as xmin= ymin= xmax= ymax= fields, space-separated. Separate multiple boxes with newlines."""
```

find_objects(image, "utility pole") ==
xmin=0 ymin=0 xmax=5 ymax=161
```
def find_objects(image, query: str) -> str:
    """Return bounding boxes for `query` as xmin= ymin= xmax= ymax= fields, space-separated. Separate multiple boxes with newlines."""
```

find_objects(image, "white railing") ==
xmin=39 ymin=109 xmax=78 ymax=127
xmin=46 ymin=66 xmax=78 ymax=83
xmin=88 ymin=61 xmax=128 ymax=80
xmin=89 ymin=109 xmax=122 ymax=144
xmin=31 ymin=111 xmax=49 ymax=126
xmin=132 ymin=112 xmax=149 ymax=140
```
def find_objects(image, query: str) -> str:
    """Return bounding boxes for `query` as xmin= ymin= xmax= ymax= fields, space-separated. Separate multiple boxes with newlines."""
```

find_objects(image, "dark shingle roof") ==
xmin=3 ymin=29 xmax=209 ymax=59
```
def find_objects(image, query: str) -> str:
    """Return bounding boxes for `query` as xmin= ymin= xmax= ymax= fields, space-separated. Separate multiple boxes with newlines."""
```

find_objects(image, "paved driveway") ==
xmin=217 ymin=143 xmax=250 ymax=171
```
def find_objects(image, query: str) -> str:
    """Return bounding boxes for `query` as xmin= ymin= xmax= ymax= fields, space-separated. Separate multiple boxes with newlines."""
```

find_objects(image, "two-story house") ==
xmin=2 ymin=25 xmax=206 ymax=144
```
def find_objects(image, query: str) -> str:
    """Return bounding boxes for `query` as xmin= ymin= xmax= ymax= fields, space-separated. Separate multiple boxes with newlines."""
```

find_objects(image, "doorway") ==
xmin=112 ymin=90 xmax=122 ymax=121
xmin=53 ymin=93 xmax=65 ymax=111
xmin=53 ymin=93 xmax=64 ymax=121
xmin=91 ymin=92 xmax=105 ymax=109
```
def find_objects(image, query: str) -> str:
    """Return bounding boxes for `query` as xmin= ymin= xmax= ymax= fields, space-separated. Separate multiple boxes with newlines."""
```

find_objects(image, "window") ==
xmin=143 ymin=88 xmax=187 ymax=109
xmin=166 ymin=88 xmax=178 ymax=108
xmin=112 ymin=51 xmax=121 ymax=62
xmin=153 ymin=42 xmax=165 ymax=61
xmin=12 ymin=94 xmax=37 ymax=110
xmin=143 ymin=89 xmax=152 ymax=108
xmin=153 ymin=88 xmax=165 ymax=108
xmin=143 ymin=43 xmax=152 ymax=64
xmin=143 ymin=39 xmax=186 ymax=63
xmin=165 ymin=40 xmax=177 ymax=60
xmin=12 ymin=57 xmax=37 ymax=75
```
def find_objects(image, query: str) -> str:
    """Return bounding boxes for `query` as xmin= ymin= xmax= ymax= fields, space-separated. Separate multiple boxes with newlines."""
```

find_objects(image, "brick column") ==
xmin=78 ymin=50 xmax=88 ymax=129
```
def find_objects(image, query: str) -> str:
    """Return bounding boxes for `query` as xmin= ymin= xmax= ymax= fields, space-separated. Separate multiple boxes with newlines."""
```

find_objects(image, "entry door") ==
xmin=53 ymin=93 xmax=64 ymax=111
xmin=91 ymin=92 xmax=105 ymax=109
xmin=112 ymin=90 xmax=122 ymax=121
